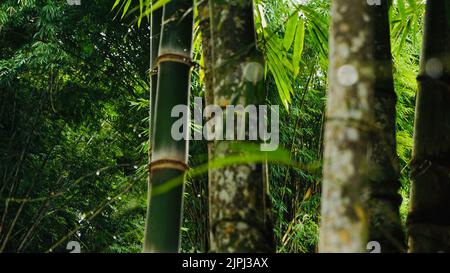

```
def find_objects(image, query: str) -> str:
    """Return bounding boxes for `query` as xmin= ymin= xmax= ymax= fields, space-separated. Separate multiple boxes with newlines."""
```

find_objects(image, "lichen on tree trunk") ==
xmin=319 ymin=0 xmax=376 ymax=253
xmin=207 ymin=0 xmax=274 ymax=253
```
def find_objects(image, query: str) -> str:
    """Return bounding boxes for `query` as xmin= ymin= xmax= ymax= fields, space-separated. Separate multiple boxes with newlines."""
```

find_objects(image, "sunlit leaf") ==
xmin=293 ymin=18 xmax=305 ymax=77
xmin=283 ymin=15 xmax=298 ymax=50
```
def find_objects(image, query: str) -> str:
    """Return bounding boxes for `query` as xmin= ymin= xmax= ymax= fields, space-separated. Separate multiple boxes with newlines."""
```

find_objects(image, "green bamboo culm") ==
xmin=147 ymin=3 xmax=162 ymax=183
xmin=366 ymin=0 xmax=405 ymax=253
xmin=149 ymin=7 xmax=163 ymax=136
xmin=143 ymin=3 xmax=163 ymax=253
xmin=407 ymin=0 xmax=450 ymax=252
xmin=143 ymin=0 xmax=194 ymax=253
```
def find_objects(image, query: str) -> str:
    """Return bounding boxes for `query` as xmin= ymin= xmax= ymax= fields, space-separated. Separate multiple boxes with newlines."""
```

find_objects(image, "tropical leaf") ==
xmin=293 ymin=18 xmax=305 ymax=77
xmin=283 ymin=15 xmax=298 ymax=50
xmin=121 ymin=0 xmax=132 ymax=19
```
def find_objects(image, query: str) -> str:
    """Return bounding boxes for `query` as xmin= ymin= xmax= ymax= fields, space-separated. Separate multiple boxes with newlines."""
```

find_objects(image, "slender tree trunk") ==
xmin=407 ymin=0 xmax=450 ymax=253
xmin=207 ymin=0 xmax=274 ymax=252
xmin=319 ymin=0 xmax=376 ymax=253
xmin=144 ymin=4 xmax=162 ymax=253
xmin=146 ymin=5 xmax=163 ymax=237
xmin=199 ymin=1 xmax=214 ymax=107
xmin=366 ymin=0 xmax=405 ymax=253
xmin=143 ymin=0 xmax=194 ymax=253
xmin=198 ymin=0 xmax=213 ymax=252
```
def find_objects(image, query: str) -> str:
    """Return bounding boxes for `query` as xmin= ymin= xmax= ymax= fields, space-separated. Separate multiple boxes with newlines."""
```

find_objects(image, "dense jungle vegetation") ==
xmin=1 ymin=0 xmax=448 ymax=253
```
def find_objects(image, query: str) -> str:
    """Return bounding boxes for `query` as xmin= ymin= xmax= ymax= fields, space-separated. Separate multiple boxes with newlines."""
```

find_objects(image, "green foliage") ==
xmin=255 ymin=0 xmax=329 ymax=109
xmin=390 ymin=0 xmax=425 ymax=55
xmin=0 ymin=0 xmax=424 ymax=253
xmin=390 ymin=0 xmax=424 ymax=227
xmin=0 ymin=0 xmax=150 ymax=252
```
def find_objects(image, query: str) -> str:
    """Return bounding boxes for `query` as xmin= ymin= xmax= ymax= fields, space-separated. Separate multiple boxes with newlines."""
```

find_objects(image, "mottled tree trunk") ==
xmin=319 ymin=0 xmax=376 ymax=253
xmin=407 ymin=0 xmax=450 ymax=253
xmin=207 ymin=0 xmax=274 ymax=252
xmin=366 ymin=0 xmax=405 ymax=253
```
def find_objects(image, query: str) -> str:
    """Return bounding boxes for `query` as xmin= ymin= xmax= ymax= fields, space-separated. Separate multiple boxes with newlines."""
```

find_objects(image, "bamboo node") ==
xmin=156 ymin=53 xmax=194 ymax=67
xmin=417 ymin=74 xmax=450 ymax=90
xmin=148 ymin=159 xmax=189 ymax=172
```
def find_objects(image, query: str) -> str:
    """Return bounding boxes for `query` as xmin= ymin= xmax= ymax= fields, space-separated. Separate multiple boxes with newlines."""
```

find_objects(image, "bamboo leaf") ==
xmin=140 ymin=0 xmax=171 ymax=18
xmin=282 ymin=55 xmax=294 ymax=73
xmin=151 ymin=143 xmax=319 ymax=196
xmin=121 ymin=0 xmax=132 ymax=19
xmin=406 ymin=0 xmax=416 ymax=9
xmin=283 ymin=15 xmax=298 ymax=50
xmin=398 ymin=0 xmax=406 ymax=21
xmin=111 ymin=0 xmax=121 ymax=11
xmin=137 ymin=0 xmax=144 ymax=27
xmin=292 ymin=18 xmax=305 ymax=77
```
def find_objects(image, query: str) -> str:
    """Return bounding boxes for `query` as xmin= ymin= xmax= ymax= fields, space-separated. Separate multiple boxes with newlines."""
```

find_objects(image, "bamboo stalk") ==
xmin=366 ymin=0 xmax=405 ymax=253
xmin=149 ymin=7 xmax=163 ymax=139
xmin=198 ymin=0 xmax=213 ymax=252
xmin=407 ymin=0 xmax=450 ymax=253
xmin=143 ymin=0 xmax=194 ymax=253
